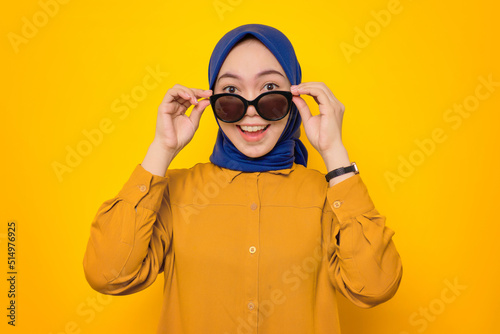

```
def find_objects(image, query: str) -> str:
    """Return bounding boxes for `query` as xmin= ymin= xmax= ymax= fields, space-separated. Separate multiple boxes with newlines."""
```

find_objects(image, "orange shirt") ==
xmin=83 ymin=162 xmax=402 ymax=333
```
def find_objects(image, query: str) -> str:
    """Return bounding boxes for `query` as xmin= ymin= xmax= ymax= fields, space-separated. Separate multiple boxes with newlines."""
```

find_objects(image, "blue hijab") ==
xmin=208 ymin=24 xmax=308 ymax=172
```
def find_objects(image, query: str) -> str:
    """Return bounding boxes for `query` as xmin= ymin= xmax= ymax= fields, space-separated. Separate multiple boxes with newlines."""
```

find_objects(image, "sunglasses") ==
xmin=209 ymin=91 xmax=293 ymax=123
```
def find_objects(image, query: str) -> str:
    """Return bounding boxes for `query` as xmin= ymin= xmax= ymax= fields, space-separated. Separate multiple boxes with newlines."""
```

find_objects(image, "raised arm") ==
xmin=291 ymin=81 xmax=402 ymax=306
xmin=83 ymin=84 xmax=212 ymax=294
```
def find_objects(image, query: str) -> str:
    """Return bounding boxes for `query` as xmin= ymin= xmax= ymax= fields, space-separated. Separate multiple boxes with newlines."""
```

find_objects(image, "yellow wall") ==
xmin=2 ymin=0 xmax=498 ymax=333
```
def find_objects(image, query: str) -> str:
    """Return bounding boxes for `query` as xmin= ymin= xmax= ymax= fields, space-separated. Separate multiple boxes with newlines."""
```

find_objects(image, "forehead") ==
xmin=216 ymin=38 xmax=288 ymax=83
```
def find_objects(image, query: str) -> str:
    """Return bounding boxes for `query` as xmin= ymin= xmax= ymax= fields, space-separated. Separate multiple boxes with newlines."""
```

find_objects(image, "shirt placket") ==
xmin=244 ymin=172 xmax=261 ymax=332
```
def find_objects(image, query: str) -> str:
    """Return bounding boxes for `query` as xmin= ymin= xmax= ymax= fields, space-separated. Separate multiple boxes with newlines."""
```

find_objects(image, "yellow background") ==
xmin=1 ymin=0 xmax=499 ymax=333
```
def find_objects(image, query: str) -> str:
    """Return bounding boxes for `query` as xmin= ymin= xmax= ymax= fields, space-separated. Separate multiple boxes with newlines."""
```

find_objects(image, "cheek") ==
xmin=272 ymin=118 xmax=289 ymax=138
xmin=219 ymin=123 xmax=233 ymax=135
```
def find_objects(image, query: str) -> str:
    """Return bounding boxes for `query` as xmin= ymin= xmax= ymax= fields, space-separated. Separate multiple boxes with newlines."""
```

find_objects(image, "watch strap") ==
xmin=325 ymin=162 xmax=359 ymax=182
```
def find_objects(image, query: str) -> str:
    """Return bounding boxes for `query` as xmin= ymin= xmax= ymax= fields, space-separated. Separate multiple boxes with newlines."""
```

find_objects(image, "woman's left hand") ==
xmin=291 ymin=81 xmax=346 ymax=158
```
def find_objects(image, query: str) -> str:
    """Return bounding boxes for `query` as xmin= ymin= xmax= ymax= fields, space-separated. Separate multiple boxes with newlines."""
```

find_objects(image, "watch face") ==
xmin=352 ymin=162 xmax=359 ymax=173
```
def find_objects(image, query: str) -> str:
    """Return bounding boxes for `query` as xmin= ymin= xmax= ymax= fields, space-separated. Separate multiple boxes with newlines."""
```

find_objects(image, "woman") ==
xmin=83 ymin=24 xmax=403 ymax=333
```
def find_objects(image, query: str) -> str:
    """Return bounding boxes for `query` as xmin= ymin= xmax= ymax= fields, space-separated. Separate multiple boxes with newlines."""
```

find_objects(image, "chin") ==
xmin=238 ymin=145 xmax=272 ymax=158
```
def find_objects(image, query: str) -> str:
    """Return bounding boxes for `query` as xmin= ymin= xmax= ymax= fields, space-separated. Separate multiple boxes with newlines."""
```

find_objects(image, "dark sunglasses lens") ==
xmin=258 ymin=94 xmax=289 ymax=120
xmin=214 ymin=96 xmax=244 ymax=122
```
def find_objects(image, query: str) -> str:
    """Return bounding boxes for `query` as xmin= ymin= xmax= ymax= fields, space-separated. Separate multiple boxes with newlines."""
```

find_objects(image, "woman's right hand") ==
xmin=142 ymin=85 xmax=212 ymax=176
xmin=154 ymin=84 xmax=212 ymax=156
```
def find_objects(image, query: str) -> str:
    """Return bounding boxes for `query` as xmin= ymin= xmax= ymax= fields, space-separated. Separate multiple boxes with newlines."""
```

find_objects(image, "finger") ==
xmin=292 ymin=82 xmax=332 ymax=98
xmin=161 ymin=88 xmax=212 ymax=111
xmin=293 ymin=82 xmax=335 ymax=104
xmin=291 ymin=84 xmax=330 ymax=107
xmin=162 ymin=87 xmax=200 ymax=105
xmin=190 ymin=88 xmax=213 ymax=98
xmin=178 ymin=90 xmax=194 ymax=102
xmin=315 ymin=82 xmax=336 ymax=102
xmin=292 ymin=96 xmax=312 ymax=124
xmin=160 ymin=88 xmax=189 ymax=107
xmin=189 ymin=99 xmax=211 ymax=128
xmin=176 ymin=90 xmax=199 ymax=105
xmin=291 ymin=85 xmax=336 ymax=115
xmin=183 ymin=89 xmax=213 ymax=105
xmin=306 ymin=83 xmax=344 ymax=110
xmin=172 ymin=94 xmax=192 ymax=110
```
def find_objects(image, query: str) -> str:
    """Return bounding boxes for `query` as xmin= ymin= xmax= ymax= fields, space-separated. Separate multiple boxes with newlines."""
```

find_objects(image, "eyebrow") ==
xmin=217 ymin=69 xmax=285 ymax=82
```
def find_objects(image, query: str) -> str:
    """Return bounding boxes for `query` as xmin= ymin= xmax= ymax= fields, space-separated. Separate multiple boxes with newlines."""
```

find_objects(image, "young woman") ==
xmin=83 ymin=24 xmax=403 ymax=333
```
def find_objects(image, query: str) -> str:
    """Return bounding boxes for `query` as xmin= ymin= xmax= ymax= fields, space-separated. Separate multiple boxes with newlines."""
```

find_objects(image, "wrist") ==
xmin=150 ymin=139 xmax=178 ymax=160
xmin=320 ymin=143 xmax=357 ymax=186
xmin=321 ymin=143 xmax=350 ymax=171
xmin=141 ymin=141 xmax=177 ymax=177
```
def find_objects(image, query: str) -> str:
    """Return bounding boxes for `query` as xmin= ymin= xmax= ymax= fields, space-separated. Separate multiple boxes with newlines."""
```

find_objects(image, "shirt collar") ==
xmin=217 ymin=163 xmax=297 ymax=183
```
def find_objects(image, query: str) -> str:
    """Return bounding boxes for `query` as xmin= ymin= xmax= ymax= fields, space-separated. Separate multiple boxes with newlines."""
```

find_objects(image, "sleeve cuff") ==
xmin=326 ymin=174 xmax=375 ymax=221
xmin=117 ymin=164 xmax=169 ymax=212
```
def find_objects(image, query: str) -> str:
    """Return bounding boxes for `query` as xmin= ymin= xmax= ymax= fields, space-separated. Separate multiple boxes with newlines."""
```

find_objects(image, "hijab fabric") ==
xmin=208 ymin=24 xmax=308 ymax=172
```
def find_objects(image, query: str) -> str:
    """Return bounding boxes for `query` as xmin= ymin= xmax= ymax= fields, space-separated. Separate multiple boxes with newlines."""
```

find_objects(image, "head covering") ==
xmin=208 ymin=24 xmax=308 ymax=172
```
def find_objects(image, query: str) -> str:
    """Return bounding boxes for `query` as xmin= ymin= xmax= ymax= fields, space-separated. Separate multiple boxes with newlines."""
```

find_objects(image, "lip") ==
xmin=236 ymin=124 xmax=270 ymax=142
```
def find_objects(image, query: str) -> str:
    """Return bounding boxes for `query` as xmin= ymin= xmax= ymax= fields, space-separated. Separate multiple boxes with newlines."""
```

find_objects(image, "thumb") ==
xmin=292 ymin=96 xmax=312 ymax=124
xmin=189 ymin=99 xmax=211 ymax=129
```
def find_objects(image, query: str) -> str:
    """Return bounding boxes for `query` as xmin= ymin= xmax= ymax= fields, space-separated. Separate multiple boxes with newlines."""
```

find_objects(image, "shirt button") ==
xmin=139 ymin=185 xmax=147 ymax=192
xmin=247 ymin=302 xmax=255 ymax=310
xmin=249 ymin=246 xmax=256 ymax=254
xmin=250 ymin=203 xmax=258 ymax=210
xmin=333 ymin=200 xmax=342 ymax=209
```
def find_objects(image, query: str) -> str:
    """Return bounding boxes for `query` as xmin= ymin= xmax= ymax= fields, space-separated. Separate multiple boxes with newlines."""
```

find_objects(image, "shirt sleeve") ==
xmin=83 ymin=164 xmax=172 ymax=295
xmin=324 ymin=174 xmax=403 ymax=308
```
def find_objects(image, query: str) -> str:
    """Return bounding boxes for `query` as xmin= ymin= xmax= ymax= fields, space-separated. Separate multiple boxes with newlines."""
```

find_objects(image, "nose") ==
xmin=245 ymin=104 xmax=259 ymax=117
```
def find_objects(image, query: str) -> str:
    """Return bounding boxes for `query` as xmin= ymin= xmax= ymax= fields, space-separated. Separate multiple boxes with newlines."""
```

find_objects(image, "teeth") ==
xmin=240 ymin=125 xmax=267 ymax=132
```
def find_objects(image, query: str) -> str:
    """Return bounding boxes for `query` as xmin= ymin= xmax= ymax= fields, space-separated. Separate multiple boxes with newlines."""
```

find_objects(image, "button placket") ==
xmin=244 ymin=173 xmax=260 ymax=318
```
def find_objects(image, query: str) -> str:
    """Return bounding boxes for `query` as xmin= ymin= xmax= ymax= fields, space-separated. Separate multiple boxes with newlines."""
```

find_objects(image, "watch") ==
xmin=325 ymin=162 xmax=359 ymax=182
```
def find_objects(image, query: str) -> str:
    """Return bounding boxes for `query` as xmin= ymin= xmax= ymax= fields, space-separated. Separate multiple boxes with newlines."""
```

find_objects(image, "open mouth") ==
xmin=236 ymin=124 xmax=270 ymax=141
xmin=237 ymin=125 xmax=270 ymax=133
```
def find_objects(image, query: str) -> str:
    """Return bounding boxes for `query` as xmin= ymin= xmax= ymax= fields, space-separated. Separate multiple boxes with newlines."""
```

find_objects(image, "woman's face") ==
xmin=213 ymin=38 xmax=291 ymax=158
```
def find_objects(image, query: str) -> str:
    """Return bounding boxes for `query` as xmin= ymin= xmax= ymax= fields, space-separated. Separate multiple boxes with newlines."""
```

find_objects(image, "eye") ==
xmin=264 ymin=83 xmax=279 ymax=91
xmin=223 ymin=85 xmax=237 ymax=94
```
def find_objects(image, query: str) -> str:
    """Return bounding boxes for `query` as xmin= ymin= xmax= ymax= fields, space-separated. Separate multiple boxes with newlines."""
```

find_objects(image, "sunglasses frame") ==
xmin=209 ymin=90 xmax=293 ymax=123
